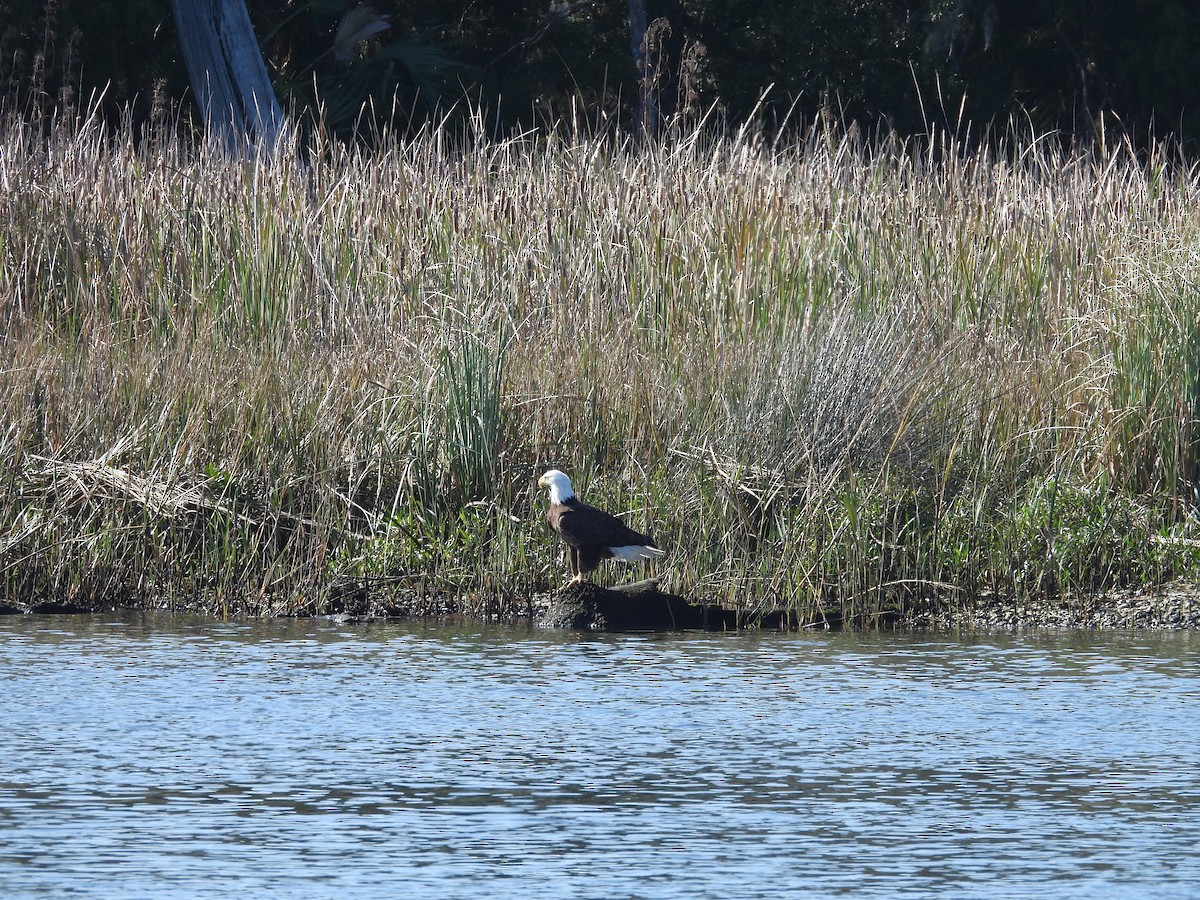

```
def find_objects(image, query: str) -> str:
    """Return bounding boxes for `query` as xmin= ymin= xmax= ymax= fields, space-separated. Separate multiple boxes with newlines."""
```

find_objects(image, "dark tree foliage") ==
xmin=1 ymin=0 xmax=1197 ymax=149
xmin=671 ymin=0 xmax=919 ymax=127
xmin=248 ymin=1 xmax=467 ymax=139
xmin=910 ymin=0 xmax=1200 ymax=146
xmin=0 ymin=0 xmax=187 ymax=123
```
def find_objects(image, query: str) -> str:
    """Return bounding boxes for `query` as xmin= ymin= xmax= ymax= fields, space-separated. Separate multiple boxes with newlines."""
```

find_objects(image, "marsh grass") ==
xmin=3 ymin=109 xmax=1200 ymax=622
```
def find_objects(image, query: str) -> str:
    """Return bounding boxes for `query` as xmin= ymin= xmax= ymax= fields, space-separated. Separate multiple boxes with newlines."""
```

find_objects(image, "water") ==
xmin=1 ymin=614 xmax=1198 ymax=899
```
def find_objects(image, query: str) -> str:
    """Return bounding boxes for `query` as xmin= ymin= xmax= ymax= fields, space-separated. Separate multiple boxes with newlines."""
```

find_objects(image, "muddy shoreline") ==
xmin=4 ymin=579 xmax=1200 ymax=631
xmin=910 ymin=584 xmax=1200 ymax=631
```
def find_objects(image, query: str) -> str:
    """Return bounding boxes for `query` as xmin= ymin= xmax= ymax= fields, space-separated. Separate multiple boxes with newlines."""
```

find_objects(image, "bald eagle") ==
xmin=537 ymin=469 xmax=665 ymax=585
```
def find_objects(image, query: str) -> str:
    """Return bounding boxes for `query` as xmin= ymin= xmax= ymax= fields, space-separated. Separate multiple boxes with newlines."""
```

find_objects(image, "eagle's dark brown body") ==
xmin=538 ymin=469 xmax=664 ymax=584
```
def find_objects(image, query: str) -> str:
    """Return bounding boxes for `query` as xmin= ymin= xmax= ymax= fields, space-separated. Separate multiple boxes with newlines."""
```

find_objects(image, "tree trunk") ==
xmin=171 ymin=0 xmax=286 ymax=152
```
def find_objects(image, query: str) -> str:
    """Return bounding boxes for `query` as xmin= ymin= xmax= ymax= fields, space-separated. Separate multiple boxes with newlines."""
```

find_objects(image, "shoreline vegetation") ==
xmin=3 ymin=112 xmax=1200 ymax=629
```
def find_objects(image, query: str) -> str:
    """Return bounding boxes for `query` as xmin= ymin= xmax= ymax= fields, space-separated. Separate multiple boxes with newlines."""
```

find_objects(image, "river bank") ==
xmin=5 ymin=579 xmax=1200 ymax=631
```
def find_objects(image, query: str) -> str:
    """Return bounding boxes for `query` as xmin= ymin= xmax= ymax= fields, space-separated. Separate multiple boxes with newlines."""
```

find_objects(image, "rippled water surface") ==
xmin=1 ymin=614 xmax=1198 ymax=899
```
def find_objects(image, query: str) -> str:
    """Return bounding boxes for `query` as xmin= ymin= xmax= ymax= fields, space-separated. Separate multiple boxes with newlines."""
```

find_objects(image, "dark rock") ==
xmin=27 ymin=601 xmax=93 ymax=614
xmin=540 ymin=578 xmax=754 ymax=631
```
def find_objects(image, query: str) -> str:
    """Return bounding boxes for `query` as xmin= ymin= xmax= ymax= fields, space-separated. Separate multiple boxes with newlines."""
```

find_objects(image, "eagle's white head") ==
xmin=538 ymin=469 xmax=575 ymax=505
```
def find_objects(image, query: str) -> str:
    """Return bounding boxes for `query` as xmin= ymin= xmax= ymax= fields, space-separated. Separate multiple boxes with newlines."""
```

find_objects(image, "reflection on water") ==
xmin=1 ymin=614 xmax=1198 ymax=899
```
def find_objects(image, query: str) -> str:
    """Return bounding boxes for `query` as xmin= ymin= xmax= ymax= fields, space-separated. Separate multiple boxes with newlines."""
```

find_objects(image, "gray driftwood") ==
xmin=171 ymin=0 xmax=286 ymax=151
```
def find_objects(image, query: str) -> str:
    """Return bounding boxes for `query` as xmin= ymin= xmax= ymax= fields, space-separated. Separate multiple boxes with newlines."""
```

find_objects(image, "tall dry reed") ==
xmin=3 ymin=111 xmax=1199 ymax=620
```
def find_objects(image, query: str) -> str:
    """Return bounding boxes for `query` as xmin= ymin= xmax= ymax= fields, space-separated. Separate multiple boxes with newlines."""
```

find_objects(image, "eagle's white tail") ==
xmin=609 ymin=544 xmax=666 ymax=562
